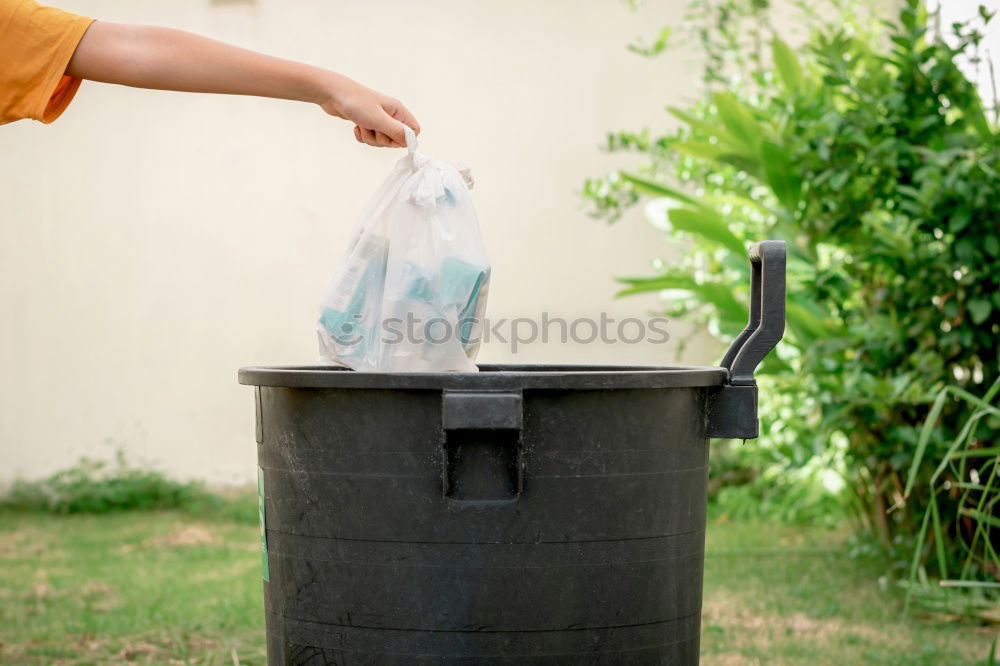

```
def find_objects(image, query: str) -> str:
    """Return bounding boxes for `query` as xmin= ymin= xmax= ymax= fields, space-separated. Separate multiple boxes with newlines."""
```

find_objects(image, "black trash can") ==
xmin=239 ymin=241 xmax=786 ymax=665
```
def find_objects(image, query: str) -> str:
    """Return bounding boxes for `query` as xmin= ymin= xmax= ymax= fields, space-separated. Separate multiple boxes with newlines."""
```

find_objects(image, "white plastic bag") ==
xmin=317 ymin=128 xmax=489 ymax=372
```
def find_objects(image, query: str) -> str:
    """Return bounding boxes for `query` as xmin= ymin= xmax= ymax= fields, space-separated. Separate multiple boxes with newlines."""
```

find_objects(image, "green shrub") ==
xmin=585 ymin=0 xmax=999 ymax=558
xmin=709 ymin=440 xmax=847 ymax=527
xmin=0 ymin=451 xmax=253 ymax=522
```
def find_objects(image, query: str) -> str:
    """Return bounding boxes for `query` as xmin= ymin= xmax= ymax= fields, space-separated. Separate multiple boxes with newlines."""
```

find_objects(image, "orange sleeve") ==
xmin=0 ymin=0 xmax=94 ymax=125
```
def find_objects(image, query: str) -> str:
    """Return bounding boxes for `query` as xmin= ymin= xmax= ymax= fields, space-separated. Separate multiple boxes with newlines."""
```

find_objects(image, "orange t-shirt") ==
xmin=0 ymin=0 xmax=93 ymax=124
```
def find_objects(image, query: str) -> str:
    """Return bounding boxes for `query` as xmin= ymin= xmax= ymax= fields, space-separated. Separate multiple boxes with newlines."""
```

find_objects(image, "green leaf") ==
xmin=907 ymin=379 xmax=1000 ymax=502
xmin=672 ymin=140 xmax=765 ymax=178
xmin=712 ymin=93 xmax=764 ymax=149
xmin=959 ymin=508 xmax=1000 ymax=530
xmin=761 ymin=141 xmax=802 ymax=211
xmin=938 ymin=57 xmax=993 ymax=138
xmin=948 ymin=446 xmax=1000 ymax=458
xmin=905 ymin=503 xmax=934 ymax=615
xmin=947 ymin=371 xmax=985 ymax=406
xmin=694 ymin=282 xmax=751 ymax=323
xmin=968 ymin=298 xmax=992 ymax=325
xmin=672 ymin=140 xmax=727 ymax=161
xmin=614 ymin=275 xmax=746 ymax=324
xmin=984 ymin=234 xmax=999 ymax=257
xmin=771 ymin=37 xmax=804 ymax=91
xmin=903 ymin=386 xmax=949 ymax=500
xmin=931 ymin=499 xmax=948 ymax=580
xmin=666 ymin=207 xmax=746 ymax=256
xmin=615 ymin=273 xmax=696 ymax=296
xmin=715 ymin=153 xmax=765 ymax=178
xmin=828 ymin=171 xmax=849 ymax=191
xmin=627 ymin=26 xmax=672 ymax=57
xmin=786 ymin=300 xmax=834 ymax=345
xmin=965 ymin=87 xmax=994 ymax=140
xmin=618 ymin=172 xmax=701 ymax=207
xmin=670 ymin=141 xmax=761 ymax=177
xmin=703 ymin=193 xmax=778 ymax=218
xmin=667 ymin=107 xmax=743 ymax=149
xmin=949 ymin=209 xmax=971 ymax=233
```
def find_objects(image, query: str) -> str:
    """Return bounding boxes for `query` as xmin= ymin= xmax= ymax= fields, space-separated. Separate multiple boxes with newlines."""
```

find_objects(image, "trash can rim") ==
xmin=238 ymin=364 xmax=728 ymax=390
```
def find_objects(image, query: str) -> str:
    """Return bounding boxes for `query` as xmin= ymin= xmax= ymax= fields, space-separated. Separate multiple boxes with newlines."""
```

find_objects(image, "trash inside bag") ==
xmin=317 ymin=128 xmax=490 ymax=372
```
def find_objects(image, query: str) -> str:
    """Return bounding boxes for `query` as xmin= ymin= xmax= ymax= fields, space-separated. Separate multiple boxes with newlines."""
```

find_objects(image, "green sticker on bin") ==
xmin=257 ymin=465 xmax=269 ymax=582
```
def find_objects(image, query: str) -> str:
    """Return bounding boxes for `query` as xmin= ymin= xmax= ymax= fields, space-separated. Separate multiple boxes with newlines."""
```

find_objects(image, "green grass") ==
xmin=0 ymin=510 xmax=264 ymax=664
xmin=701 ymin=520 xmax=997 ymax=664
xmin=0 ymin=510 xmax=995 ymax=665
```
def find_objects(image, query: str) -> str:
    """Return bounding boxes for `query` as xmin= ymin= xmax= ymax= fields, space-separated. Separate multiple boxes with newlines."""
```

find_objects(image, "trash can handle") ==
xmin=442 ymin=391 xmax=522 ymax=430
xmin=707 ymin=241 xmax=786 ymax=439
xmin=441 ymin=391 xmax=524 ymax=502
xmin=719 ymin=240 xmax=786 ymax=386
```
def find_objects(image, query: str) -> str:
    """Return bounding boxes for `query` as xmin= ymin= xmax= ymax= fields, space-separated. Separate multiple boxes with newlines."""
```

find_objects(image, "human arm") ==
xmin=65 ymin=21 xmax=418 ymax=147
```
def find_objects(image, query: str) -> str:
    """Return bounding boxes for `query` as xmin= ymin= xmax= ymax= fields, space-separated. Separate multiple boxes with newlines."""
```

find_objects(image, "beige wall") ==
xmin=1 ymin=0 xmax=724 ymax=484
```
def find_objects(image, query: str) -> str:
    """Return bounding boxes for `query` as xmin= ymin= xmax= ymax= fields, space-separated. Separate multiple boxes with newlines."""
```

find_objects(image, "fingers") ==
xmin=384 ymin=98 xmax=420 ymax=136
xmin=347 ymin=93 xmax=420 ymax=149
xmin=371 ymin=108 xmax=409 ymax=147
xmin=381 ymin=131 xmax=406 ymax=148
xmin=354 ymin=125 xmax=405 ymax=148
xmin=356 ymin=106 xmax=410 ymax=148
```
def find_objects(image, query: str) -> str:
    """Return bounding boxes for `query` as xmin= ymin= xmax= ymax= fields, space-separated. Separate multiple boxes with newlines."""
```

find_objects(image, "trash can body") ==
xmin=242 ymin=365 xmax=726 ymax=665
xmin=240 ymin=239 xmax=787 ymax=665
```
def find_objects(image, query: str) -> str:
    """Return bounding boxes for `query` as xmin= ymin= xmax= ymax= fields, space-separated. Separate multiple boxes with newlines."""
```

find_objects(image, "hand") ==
xmin=319 ymin=74 xmax=420 ymax=148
